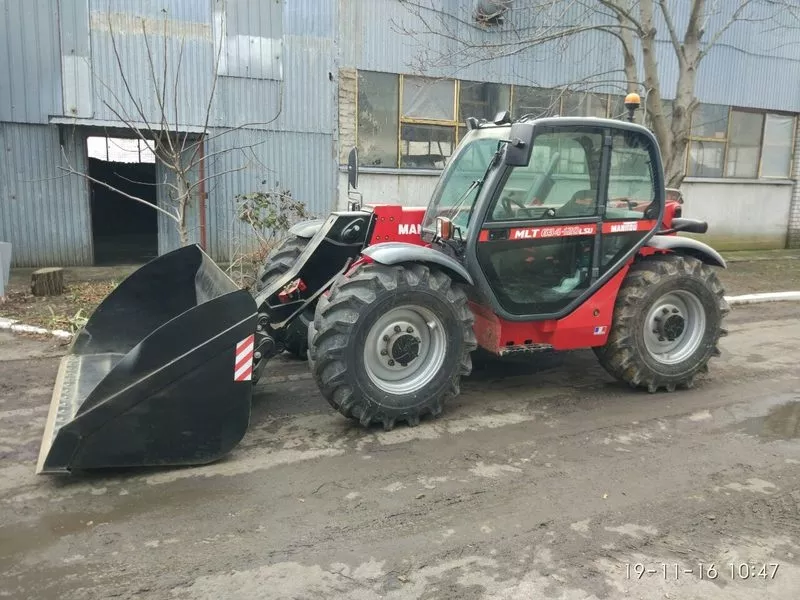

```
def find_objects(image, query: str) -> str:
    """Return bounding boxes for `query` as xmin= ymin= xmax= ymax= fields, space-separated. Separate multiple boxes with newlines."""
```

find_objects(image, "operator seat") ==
xmin=557 ymin=189 xmax=597 ymax=218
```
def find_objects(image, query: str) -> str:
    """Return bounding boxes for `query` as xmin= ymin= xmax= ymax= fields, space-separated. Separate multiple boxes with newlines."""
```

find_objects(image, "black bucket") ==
xmin=36 ymin=245 xmax=258 ymax=474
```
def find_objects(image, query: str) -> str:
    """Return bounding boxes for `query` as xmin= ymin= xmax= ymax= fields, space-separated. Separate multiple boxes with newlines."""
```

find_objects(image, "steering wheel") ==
xmin=500 ymin=196 xmax=555 ymax=220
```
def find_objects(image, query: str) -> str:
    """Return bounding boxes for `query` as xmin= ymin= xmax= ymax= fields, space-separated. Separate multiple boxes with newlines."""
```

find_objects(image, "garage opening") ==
xmin=87 ymin=136 xmax=158 ymax=265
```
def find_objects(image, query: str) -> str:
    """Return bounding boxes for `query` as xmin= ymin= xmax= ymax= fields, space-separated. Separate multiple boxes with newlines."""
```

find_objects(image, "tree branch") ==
xmin=657 ymin=0 xmax=683 ymax=55
xmin=699 ymin=0 xmax=758 ymax=60
xmin=56 ymin=164 xmax=179 ymax=224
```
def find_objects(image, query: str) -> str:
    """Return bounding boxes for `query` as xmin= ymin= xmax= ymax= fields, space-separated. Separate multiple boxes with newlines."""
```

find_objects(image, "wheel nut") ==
xmin=407 ymin=327 xmax=413 ymax=333
xmin=381 ymin=349 xmax=388 ymax=356
xmin=383 ymin=335 xmax=389 ymax=342
xmin=394 ymin=325 xmax=401 ymax=333
xmin=662 ymin=307 xmax=669 ymax=314
xmin=672 ymin=308 xmax=679 ymax=314
xmin=658 ymin=336 xmax=665 ymax=341
xmin=388 ymin=359 xmax=395 ymax=366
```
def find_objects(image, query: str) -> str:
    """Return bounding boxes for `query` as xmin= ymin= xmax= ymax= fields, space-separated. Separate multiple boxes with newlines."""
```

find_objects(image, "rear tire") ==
xmin=255 ymin=235 xmax=312 ymax=359
xmin=594 ymin=254 xmax=729 ymax=392
xmin=308 ymin=262 xmax=477 ymax=430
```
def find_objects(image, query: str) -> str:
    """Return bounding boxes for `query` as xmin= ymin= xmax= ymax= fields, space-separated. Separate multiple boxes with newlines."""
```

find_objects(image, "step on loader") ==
xmin=36 ymin=94 xmax=729 ymax=474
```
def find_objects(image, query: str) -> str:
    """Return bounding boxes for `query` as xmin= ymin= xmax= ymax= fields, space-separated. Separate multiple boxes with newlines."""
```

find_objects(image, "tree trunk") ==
xmin=176 ymin=175 xmax=190 ymax=246
xmin=638 ymin=0 xmax=675 ymax=179
xmin=665 ymin=0 xmax=705 ymax=188
xmin=31 ymin=267 xmax=64 ymax=297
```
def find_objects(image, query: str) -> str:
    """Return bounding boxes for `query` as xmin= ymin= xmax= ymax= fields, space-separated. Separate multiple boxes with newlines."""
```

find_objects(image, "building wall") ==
xmin=0 ymin=0 xmax=339 ymax=266
xmin=789 ymin=118 xmax=800 ymax=249
xmin=0 ymin=123 xmax=93 ymax=266
xmin=338 ymin=0 xmax=800 ymax=111
xmin=335 ymin=0 xmax=800 ymax=250
xmin=0 ymin=1 xmax=62 ymax=124
xmin=339 ymin=175 xmax=794 ymax=252
xmin=680 ymin=180 xmax=792 ymax=250
xmin=337 ymin=171 xmax=438 ymax=210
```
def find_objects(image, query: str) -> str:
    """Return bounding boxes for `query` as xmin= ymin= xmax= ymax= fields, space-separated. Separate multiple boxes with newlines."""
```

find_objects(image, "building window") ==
xmin=400 ymin=76 xmax=458 ymax=168
xmin=687 ymin=104 xmax=729 ymax=178
xmin=760 ymin=113 xmax=795 ymax=178
xmin=357 ymin=71 xmax=399 ymax=168
xmin=726 ymin=110 xmax=763 ymax=178
xmin=512 ymin=86 xmax=561 ymax=119
xmin=87 ymin=136 xmax=156 ymax=163
xmin=353 ymin=72 xmax=797 ymax=179
xmin=459 ymin=80 xmax=511 ymax=122
xmin=562 ymin=91 xmax=608 ymax=118
xmin=686 ymin=104 xmax=796 ymax=180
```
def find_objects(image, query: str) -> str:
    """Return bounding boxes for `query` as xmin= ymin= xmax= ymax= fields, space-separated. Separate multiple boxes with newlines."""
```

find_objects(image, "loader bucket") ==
xmin=36 ymin=244 xmax=258 ymax=474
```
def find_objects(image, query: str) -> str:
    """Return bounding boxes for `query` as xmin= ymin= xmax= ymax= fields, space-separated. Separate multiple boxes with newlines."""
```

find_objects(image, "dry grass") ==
xmin=1 ymin=280 xmax=119 ymax=332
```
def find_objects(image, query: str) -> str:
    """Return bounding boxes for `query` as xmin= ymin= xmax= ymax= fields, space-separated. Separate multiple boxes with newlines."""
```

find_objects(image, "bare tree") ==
xmin=396 ymin=0 xmax=798 ymax=187
xmin=59 ymin=6 xmax=284 ymax=246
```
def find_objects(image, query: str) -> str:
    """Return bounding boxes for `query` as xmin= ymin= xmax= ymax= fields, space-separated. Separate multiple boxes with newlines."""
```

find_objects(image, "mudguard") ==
xmin=36 ymin=244 xmax=258 ymax=474
xmin=645 ymin=235 xmax=727 ymax=268
xmin=289 ymin=218 xmax=326 ymax=239
xmin=362 ymin=242 xmax=474 ymax=284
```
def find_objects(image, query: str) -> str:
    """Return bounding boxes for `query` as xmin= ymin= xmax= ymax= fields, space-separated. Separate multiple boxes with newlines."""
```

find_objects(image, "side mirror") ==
xmin=347 ymin=147 xmax=359 ymax=190
xmin=503 ymin=123 xmax=535 ymax=167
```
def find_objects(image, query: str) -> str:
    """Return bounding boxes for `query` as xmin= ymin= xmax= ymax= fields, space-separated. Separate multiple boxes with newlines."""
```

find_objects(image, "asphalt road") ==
xmin=1 ymin=302 xmax=799 ymax=599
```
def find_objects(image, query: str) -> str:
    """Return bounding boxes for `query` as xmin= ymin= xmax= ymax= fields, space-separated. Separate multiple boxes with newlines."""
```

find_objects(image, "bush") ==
xmin=229 ymin=188 xmax=312 ymax=290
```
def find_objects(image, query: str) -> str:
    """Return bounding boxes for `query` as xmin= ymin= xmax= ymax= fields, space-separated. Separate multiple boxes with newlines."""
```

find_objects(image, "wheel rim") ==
xmin=363 ymin=305 xmax=447 ymax=395
xmin=643 ymin=290 xmax=707 ymax=365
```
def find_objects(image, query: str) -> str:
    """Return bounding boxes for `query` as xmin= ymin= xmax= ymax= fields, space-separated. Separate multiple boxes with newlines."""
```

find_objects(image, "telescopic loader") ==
xmin=36 ymin=94 xmax=728 ymax=474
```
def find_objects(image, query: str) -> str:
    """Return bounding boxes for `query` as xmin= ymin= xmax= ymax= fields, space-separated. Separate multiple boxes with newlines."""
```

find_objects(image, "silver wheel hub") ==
xmin=363 ymin=306 xmax=446 ymax=395
xmin=643 ymin=291 xmax=706 ymax=365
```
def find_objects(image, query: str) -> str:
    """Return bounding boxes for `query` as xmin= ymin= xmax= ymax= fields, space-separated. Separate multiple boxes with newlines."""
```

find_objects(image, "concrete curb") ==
xmin=724 ymin=291 xmax=800 ymax=305
xmin=0 ymin=317 xmax=72 ymax=340
xmin=1 ymin=292 xmax=799 ymax=342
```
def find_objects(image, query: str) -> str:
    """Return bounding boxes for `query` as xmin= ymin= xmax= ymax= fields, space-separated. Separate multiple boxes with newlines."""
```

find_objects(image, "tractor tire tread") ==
xmin=594 ymin=253 xmax=729 ymax=393
xmin=308 ymin=262 xmax=476 ymax=429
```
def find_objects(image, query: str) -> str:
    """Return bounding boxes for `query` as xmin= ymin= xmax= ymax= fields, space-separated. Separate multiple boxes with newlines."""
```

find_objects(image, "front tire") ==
xmin=308 ymin=262 xmax=477 ymax=430
xmin=594 ymin=254 xmax=729 ymax=392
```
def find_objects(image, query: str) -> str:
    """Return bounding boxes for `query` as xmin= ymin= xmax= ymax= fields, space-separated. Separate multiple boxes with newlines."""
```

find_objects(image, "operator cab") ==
xmin=422 ymin=102 xmax=666 ymax=321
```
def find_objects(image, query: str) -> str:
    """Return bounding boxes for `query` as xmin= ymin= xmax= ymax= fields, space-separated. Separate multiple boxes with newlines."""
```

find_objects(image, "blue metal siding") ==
xmin=205 ymin=129 xmax=336 ymax=262
xmin=0 ymin=1 xmax=62 ymax=123
xmin=60 ymin=0 xmax=93 ymax=118
xmin=339 ymin=0 xmax=800 ymax=112
xmin=88 ymin=2 xmax=215 ymax=127
xmin=215 ymin=33 xmax=336 ymax=135
xmin=0 ymin=123 xmax=93 ymax=267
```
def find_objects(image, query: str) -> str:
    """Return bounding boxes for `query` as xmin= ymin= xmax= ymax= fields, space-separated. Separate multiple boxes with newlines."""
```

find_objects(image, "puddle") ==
xmin=737 ymin=400 xmax=800 ymax=441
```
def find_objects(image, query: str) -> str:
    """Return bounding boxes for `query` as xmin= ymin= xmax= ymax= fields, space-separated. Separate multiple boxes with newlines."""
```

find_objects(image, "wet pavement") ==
xmin=1 ymin=303 xmax=799 ymax=599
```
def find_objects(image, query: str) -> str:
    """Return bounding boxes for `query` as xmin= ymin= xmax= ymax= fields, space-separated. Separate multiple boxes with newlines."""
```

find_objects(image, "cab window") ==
xmin=489 ymin=128 xmax=604 ymax=222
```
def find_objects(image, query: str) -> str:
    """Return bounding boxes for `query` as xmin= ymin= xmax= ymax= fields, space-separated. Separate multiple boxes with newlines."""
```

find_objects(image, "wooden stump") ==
xmin=31 ymin=267 xmax=64 ymax=297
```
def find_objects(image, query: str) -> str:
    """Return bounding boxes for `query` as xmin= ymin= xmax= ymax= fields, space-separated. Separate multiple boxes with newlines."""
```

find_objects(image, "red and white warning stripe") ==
xmin=234 ymin=334 xmax=255 ymax=381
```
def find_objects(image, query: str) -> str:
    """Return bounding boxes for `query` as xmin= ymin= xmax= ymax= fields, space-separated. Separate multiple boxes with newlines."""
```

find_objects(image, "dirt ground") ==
xmin=2 ymin=255 xmax=799 ymax=331
xmin=0 ymin=301 xmax=798 ymax=599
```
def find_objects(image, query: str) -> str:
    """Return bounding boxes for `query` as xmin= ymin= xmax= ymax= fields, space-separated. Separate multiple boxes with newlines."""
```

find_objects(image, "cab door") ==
xmin=471 ymin=123 xmax=608 ymax=320
xmin=471 ymin=121 xmax=662 ymax=321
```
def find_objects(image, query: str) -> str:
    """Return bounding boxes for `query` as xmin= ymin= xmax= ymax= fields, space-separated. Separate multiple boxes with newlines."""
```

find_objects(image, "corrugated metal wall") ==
xmin=0 ymin=0 xmax=62 ymax=123
xmin=339 ymin=0 xmax=800 ymax=112
xmin=1 ymin=0 xmax=338 ymax=266
xmin=205 ymin=129 xmax=337 ymax=262
xmin=0 ymin=123 xmax=93 ymax=266
xmin=4 ymin=0 xmax=799 ymax=266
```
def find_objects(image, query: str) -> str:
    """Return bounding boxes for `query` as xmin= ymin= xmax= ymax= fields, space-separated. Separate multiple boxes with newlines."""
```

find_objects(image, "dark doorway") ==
xmin=87 ymin=136 xmax=159 ymax=265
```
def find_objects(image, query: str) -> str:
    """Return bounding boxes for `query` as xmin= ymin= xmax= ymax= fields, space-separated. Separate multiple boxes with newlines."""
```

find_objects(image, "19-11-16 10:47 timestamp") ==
xmin=626 ymin=562 xmax=780 ymax=580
